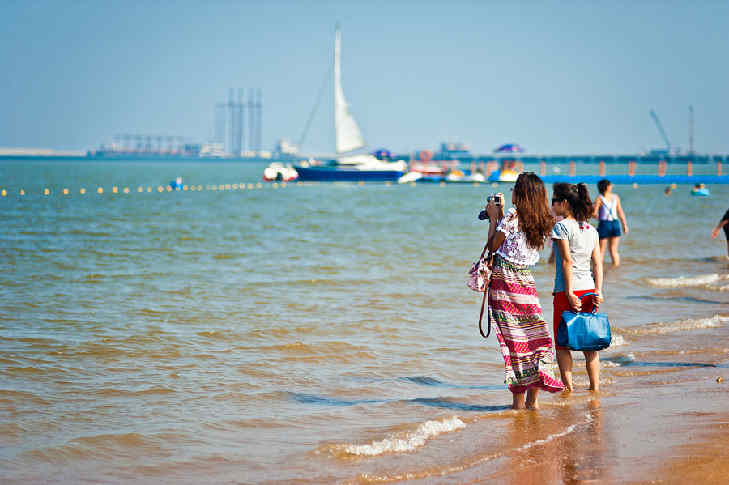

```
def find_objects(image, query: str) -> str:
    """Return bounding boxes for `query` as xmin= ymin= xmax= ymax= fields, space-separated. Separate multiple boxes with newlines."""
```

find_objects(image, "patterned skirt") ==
xmin=488 ymin=254 xmax=564 ymax=394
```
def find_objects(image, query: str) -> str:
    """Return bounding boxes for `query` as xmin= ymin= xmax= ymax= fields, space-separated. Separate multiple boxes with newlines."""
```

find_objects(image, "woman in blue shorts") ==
xmin=593 ymin=179 xmax=629 ymax=267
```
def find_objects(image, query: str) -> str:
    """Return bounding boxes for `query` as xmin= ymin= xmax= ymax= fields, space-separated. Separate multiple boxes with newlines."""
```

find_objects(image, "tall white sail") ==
xmin=334 ymin=27 xmax=365 ymax=154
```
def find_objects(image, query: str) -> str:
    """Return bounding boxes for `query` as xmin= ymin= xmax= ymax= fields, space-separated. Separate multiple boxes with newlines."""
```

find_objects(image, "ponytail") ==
xmin=573 ymin=183 xmax=593 ymax=222
xmin=554 ymin=182 xmax=593 ymax=222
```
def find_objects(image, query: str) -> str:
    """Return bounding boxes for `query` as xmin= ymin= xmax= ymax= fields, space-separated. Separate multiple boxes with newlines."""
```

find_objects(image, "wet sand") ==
xmin=335 ymin=321 xmax=729 ymax=485
xmin=451 ymin=327 xmax=729 ymax=485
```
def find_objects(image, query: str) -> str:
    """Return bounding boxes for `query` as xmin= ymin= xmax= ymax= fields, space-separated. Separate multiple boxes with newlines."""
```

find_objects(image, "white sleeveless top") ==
xmin=598 ymin=195 xmax=618 ymax=221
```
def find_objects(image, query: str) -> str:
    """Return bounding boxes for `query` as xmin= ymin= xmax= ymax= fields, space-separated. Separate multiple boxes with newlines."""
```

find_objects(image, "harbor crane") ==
xmin=649 ymin=109 xmax=671 ymax=153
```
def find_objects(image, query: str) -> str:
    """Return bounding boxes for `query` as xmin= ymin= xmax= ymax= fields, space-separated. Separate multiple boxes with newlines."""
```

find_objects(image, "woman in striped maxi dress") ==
xmin=485 ymin=172 xmax=564 ymax=409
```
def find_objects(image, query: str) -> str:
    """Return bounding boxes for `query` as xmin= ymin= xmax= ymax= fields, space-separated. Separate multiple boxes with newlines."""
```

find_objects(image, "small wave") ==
xmin=399 ymin=376 xmax=500 ymax=390
xmin=290 ymin=392 xmax=383 ymax=407
xmin=609 ymin=334 xmax=628 ymax=347
xmin=409 ymin=398 xmax=511 ymax=412
xmin=138 ymin=307 xmax=165 ymax=316
xmin=622 ymin=314 xmax=729 ymax=336
xmin=93 ymin=386 xmax=176 ymax=398
xmin=645 ymin=273 xmax=729 ymax=291
xmin=213 ymin=253 xmax=236 ymax=260
xmin=602 ymin=353 xmax=727 ymax=369
xmin=0 ymin=389 xmax=50 ymax=405
xmin=340 ymin=416 xmax=465 ymax=456
xmin=26 ymin=432 xmax=185 ymax=463
xmin=354 ymin=413 xmax=594 ymax=482
xmin=516 ymin=421 xmax=582 ymax=452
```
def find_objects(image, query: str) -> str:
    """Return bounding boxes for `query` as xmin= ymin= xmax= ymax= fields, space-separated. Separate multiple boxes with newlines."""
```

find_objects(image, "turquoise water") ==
xmin=1 ymin=160 xmax=728 ymax=483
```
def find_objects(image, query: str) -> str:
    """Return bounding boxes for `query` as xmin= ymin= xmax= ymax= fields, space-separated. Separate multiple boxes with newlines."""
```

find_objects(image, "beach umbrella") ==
xmin=372 ymin=148 xmax=392 ymax=160
xmin=494 ymin=143 xmax=525 ymax=153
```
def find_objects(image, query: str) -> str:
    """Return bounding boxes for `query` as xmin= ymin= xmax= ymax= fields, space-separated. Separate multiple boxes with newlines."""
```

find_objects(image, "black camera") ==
xmin=478 ymin=193 xmax=503 ymax=220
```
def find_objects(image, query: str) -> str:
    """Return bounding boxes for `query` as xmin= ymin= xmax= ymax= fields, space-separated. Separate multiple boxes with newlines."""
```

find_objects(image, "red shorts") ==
xmin=553 ymin=289 xmax=596 ymax=349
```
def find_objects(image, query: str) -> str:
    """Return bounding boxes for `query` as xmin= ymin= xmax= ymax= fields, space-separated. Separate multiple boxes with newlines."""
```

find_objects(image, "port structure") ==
xmin=215 ymin=88 xmax=262 ymax=156
xmin=112 ymin=134 xmax=188 ymax=154
xmin=649 ymin=109 xmax=672 ymax=154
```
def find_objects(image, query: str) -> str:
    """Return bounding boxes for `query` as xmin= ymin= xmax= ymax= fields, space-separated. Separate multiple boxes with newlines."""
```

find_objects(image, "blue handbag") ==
xmin=557 ymin=292 xmax=612 ymax=351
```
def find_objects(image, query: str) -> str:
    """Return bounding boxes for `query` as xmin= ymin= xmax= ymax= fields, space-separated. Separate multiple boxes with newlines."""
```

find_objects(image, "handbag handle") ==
xmin=577 ymin=292 xmax=599 ymax=313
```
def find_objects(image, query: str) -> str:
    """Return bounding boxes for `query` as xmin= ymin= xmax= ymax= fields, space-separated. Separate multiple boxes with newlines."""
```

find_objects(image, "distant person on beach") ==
xmin=551 ymin=183 xmax=604 ymax=392
xmin=593 ymin=179 xmax=628 ymax=267
xmin=664 ymin=186 xmax=672 ymax=196
xmin=711 ymin=207 xmax=729 ymax=257
xmin=485 ymin=172 xmax=564 ymax=410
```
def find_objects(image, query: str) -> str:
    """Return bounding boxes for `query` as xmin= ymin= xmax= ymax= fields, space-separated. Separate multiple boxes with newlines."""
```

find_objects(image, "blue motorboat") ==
xmin=294 ymin=164 xmax=405 ymax=182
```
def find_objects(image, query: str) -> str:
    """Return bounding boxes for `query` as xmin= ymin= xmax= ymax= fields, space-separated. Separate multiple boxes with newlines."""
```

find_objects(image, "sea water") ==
xmin=0 ymin=160 xmax=727 ymax=483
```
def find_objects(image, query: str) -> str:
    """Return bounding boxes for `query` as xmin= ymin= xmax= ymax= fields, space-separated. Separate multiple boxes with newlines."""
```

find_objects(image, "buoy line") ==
xmin=0 ymin=181 xmax=299 ymax=198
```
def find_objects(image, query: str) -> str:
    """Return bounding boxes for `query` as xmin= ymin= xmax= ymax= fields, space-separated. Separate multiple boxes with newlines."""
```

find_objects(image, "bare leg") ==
xmin=557 ymin=348 xmax=574 ymax=392
xmin=512 ymin=392 xmax=526 ymax=410
xmin=584 ymin=350 xmax=600 ymax=391
xmin=599 ymin=238 xmax=608 ymax=265
xmin=526 ymin=387 xmax=540 ymax=410
xmin=608 ymin=236 xmax=621 ymax=267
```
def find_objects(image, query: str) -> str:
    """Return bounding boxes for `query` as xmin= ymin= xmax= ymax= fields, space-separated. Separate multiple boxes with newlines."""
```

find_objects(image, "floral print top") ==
xmin=495 ymin=208 xmax=540 ymax=266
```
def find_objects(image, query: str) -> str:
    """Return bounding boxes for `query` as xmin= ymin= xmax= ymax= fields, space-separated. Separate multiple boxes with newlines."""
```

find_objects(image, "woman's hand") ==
xmin=593 ymin=289 xmax=603 ymax=306
xmin=712 ymin=227 xmax=720 ymax=239
xmin=567 ymin=292 xmax=582 ymax=311
xmin=486 ymin=200 xmax=501 ymax=222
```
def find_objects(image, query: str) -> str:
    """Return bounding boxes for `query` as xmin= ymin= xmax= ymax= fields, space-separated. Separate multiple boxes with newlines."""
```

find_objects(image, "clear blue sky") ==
xmin=1 ymin=1 xmax=727 ymax=155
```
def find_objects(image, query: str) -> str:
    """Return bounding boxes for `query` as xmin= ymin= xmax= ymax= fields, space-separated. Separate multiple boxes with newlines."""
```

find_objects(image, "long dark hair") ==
xmin=553 ymin=182 xmax=593 ymax=222
xmin=512 ymin=172 xmax=553 ymax=250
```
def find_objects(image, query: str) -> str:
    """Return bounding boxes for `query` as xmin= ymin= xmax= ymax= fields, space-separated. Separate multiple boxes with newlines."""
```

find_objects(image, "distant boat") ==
xmin=288 ymin=27 xmax=406 ymax=182
xmin=488 ymin=156 xmax=523 ymax=183
xmin=262 ymin=162 xmax=298 ymax=182
xmin=397 ymin=167 xmax=486 ymax=184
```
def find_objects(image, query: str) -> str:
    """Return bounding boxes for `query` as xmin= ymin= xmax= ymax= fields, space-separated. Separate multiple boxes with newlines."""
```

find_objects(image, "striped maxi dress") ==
xmin=488 ymin=253 xmax=564 ymax=394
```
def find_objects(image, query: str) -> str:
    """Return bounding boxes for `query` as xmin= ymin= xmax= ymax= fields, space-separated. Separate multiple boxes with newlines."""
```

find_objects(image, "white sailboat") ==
xmin=292 ymin=26 xmax=407 ymax=181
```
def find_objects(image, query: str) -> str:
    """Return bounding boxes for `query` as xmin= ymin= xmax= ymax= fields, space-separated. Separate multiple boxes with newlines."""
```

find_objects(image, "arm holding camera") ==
xmin=485 ymin=193 xmax=506 ymax=253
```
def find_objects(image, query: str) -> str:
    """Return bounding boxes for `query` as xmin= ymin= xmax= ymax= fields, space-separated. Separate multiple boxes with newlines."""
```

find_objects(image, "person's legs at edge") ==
xmin=583 ymin=350 xmax=600 ymax=391
xmin=512 ymin=392 xmax=526 ymax=410
xmin=608 ymin=236 xmax=621 ymax=266
xmin=557 ymin=348 xmax=574 ymax=391
xmin=599 ymin=238 xmax=608 ymax=265
xmin=526 ymin=387 xmax=539 ymax=410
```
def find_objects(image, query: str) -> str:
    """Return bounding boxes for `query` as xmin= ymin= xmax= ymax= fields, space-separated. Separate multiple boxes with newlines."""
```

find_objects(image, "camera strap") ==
xmin=478 ymin=288 xmax=490 ymax=339
xmin=478 ymin=245 xmax=493 ymax=339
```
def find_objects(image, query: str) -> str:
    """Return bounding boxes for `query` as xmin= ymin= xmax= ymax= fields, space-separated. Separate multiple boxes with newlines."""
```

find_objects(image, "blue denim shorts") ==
xmin=597 ymin=219 xmax=622 ymax=239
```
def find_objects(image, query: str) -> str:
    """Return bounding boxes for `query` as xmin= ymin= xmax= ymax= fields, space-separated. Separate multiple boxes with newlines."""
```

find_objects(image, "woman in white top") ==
xmin=551 ymin=182 xmax=604 ymax=392
xmin=593 ymin=179 xmax=628 ymax=267
xmin=485 ymin=173 xmax=564 ymax=410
